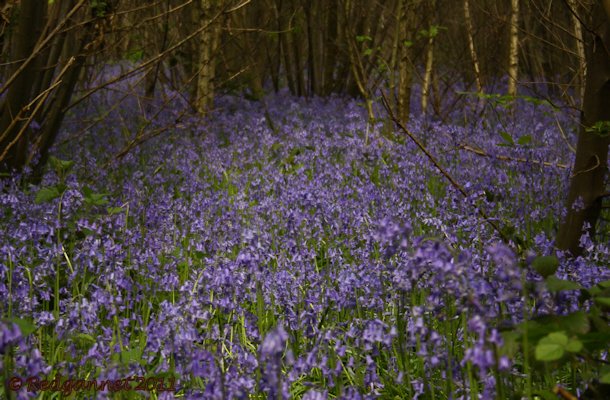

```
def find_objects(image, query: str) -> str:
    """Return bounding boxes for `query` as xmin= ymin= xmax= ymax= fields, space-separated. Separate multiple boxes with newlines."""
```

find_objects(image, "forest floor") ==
xmin=1 ymin=84 xmax=609 ymax=399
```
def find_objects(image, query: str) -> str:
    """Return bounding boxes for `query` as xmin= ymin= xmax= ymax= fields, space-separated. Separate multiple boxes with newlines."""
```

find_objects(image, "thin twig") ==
xmin=458 ymin=143 xmax=569 ymax=169
xmin=571 ymin=154 xmax=600 ymax=178
xmin=553 ymin=385 xmax=578 ymax=400
xmin=554 ymin=112 xmax=576 ymax=154
xmin=380 ymin=91 xmax=511 ymax=243
xmin=0 ymin=58 xmax=75 ymax=163
xmin=67 ymin=0 xmax=242 ymax=112
xmin=0 ymin=1 xmax=86 ymax=96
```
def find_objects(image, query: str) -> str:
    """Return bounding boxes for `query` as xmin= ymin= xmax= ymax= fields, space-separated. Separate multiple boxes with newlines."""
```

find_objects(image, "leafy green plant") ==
xmin=501 ymin=256 xmax=610 ymax=394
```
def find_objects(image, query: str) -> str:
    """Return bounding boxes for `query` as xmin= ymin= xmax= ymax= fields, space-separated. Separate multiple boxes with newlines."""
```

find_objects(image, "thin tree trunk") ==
xmin=420 ymin=0 xmax=437 ymax=116
xmin=293 ymin=12 xmax=305 ymax=97
xmin=389 ymin=0 xmax=401 ymax=102
xmin=145 ymin=0 xmax=171 ymax=101
xmin=568 ymin=0 xmax=586 ymax=103
xmin=421 ymin=27 xmax=435 ymax=115
xmin=341 ymin=0 xmax=374 ymax=122
xmin=464 ymin=0 xmax=482 ymax=93
xmin=557 ymin=1 xmax=610 ymax=255
xmin=32 ymin=40 xmax=92 ymax=181
xmin=304 ymin=0 xmax=316 ymax=96
xmin=398 ymin=0 xmax=416 ymax=122
xmin=0 ymin=0 xmax=45 ymax=173
xmin=323 ymin=0 xmax=338 ymax=95
xmin=275 ymin=0 xmax=296 ymax=94
xmin=194 ymin=0 xmax=222 ymax=115
xmin=507 ymin=0 xmax=519 ymax=97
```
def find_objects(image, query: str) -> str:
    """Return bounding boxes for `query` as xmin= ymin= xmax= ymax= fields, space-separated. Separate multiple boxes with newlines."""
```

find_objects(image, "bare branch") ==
xmin=381 ymin=91 xmax=512 ymax=244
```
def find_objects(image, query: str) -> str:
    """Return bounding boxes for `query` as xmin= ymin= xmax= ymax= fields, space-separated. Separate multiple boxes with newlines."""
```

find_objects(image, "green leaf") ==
xmin=35 ymin=186 xmax=61 ymax=204
xmin=73 ymin=333 xmax=96 ymax=350
xmin=517 ymin=135 xmax=532 ymax=146
xmin=120 ymin=347 xmax=143 ymax=365
xmin=356 ymin=35 xmax=372 ymax=42
xmin=559 ymin=311 xmax=590 ymax=335
xmin=107 ymin=206 xmax=124 ymax=215
xmin=5 ymin=317 xmax=37 ymax=337
xmin=535 ymin=331 xmax=568 ymax=361
xmin=82 ymin=186 xmax=108 ymax=206
xmin=49 ymin=156 xmax=74 ymax=174
xmin=596 ymin=280 xmax=610 ymax=289
xmin=589 ymin=315 xmax=610 ymax=334
xmin=594 ymin=297 xmax=610 ymax=308
xmin=499 ymin=131 xmax=514 ymax=146
xmin=601 ymin=366 xmax=610 ymax=384
xmin=500 ymin=331 xmax=521 ymax=358
xmin=532 ymin=255 xmax=559 ymax=278
xmin=585 ymin=120 xmax=610 ymax=137
xmin=565 ymin=338 xmax=583 ymax=353
xmin=579 ymin=332 xmax=610 ymax=352
xmin=545 ymin=276 xmax=582 ymax=292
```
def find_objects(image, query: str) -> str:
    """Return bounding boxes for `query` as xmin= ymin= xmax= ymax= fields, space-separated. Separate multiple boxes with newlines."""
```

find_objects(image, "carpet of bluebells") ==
xmin=1 ymin=69 xmax=610 ymax=399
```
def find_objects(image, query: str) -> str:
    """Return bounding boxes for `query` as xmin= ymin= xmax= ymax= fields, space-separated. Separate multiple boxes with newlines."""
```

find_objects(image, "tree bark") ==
xmin=557 ymin=0 xmax=610 ymax=255
xmin=568 ymin=0 xmax=586 ymax=103
xmin=0 ymin=0 xmax=45 ymax=173
xmin=322 ymin=0 xmax=338 ymax=96
xmin=397 ymin=0 xmax=417 ymax=122
xmin=421 ymin=0 xmax=436 ymax=115
xmin=194 ymin=0 xmax=222 ymax=115
xmin=464 ymin=0 xmax=482 ymax=93
xmin=507 ymin=0 xmax=519 ymax=97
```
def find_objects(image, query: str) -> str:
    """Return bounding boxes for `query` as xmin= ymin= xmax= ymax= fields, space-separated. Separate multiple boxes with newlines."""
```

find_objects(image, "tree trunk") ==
xmin=322 ymin=0 xmax=338 ymax=96
xmin=194 ymin=0 xmax=222 ymax=115
xmin=341 ymin=0 xmax=374 ymax=122
xmin=557 ymin=1 xmax=610 ymax=255
xmin=304 ymin=0 xmax=316 ymax=96
xmin=464 ymin=0 xmax=482 ymax=93
xmin=507 ymin=0 xmax=519 ymax=97
xmin=398 ymin=0 xmax=416 ymax=122
xmin=568 ymin=0 xmax=586 ymax=103
xmin=421 ymin=0 xmax=436 ymax=116
xmin=274 ymin=0 xmax=296 ymax=95
xmin=0 ymin=0 xmax=45 ymax=173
